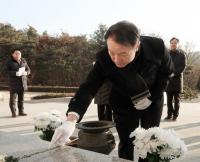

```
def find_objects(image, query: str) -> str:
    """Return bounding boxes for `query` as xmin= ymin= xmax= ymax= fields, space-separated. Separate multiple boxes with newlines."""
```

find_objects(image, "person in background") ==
xmin=165 ymin=37 xmax=186 ymax=121
xmin=6 ymin=49 xmax=31 ymax=117
xmin=94 ymin=80 xmax=112 ymax=121
xmin=50 ymin=21 xmax=174 ymax=161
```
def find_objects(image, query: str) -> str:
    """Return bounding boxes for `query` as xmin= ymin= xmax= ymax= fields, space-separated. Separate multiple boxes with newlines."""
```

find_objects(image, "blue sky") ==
xmin=0 ymin=0 xmax=200 ymax=50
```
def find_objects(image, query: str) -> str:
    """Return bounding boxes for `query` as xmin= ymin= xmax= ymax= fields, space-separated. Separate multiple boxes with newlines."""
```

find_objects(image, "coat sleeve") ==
xmin=67 ymin=61 xmax=106 ymax=122
xmin=6 ymin=61 xmax=17 ymax=77
xmin=174 ymin=52 xmax=186 ymax=76
xmin=149 ymin=44 xmax=174 ymax=102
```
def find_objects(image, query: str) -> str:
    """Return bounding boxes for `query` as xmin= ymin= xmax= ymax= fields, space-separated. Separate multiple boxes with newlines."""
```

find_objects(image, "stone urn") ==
xmin=76 ymin=121 xmax=116 ymax=155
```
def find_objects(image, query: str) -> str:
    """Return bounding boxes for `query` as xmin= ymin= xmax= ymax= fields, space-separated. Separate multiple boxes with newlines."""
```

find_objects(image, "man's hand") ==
xmin=135 ymin=98 xmax=152 ymax=110
xmin=49 ymin=121 xmax=76 ymax=148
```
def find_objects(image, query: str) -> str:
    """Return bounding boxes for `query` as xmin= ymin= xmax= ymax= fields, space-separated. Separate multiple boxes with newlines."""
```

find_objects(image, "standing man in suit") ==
xmin=6 ymin=49 xmax=31 ymax=117
xmin=165 ymin=37 xmax=186 ymax=121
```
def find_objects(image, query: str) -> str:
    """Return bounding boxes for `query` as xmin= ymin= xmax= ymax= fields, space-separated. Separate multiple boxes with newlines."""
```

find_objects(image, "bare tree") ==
xmin=181 ymin=42 xmax=200 ymax=90
xmin=181 ymin=42 xmax=200 ymax=66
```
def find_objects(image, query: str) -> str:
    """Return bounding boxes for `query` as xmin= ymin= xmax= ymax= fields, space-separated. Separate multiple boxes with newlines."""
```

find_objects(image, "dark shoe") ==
xmin=12 ymin=113 xmax=17 ymax=118
xmin=173 ymin=116 xmax=177 ymax=121
xmin=164 ymin=116 xmax=172 ymax=120
xmin=19 ymin=112 xmax=27 ymax=116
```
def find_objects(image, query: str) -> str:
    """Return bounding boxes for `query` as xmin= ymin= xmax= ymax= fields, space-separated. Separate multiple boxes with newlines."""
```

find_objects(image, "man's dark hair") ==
xmin=170 ymin=37 xmax=179 ymax=43
xmin=11 ymin=49 xmax=21 ymax=55
xmin=104 ymin=21 xmax=140 ymax=46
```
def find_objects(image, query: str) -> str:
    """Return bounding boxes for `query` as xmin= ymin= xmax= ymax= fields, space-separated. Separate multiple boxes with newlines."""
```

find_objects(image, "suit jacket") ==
xmin=166 ymin=49 xmax=186 ymax=93
xmin=67 ymin=36 xmax=174 ymax=122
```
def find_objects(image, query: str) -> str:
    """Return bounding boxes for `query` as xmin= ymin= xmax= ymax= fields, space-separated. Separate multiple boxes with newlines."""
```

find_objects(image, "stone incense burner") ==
xmin=76 ymin=120 xmax=116 ymax=155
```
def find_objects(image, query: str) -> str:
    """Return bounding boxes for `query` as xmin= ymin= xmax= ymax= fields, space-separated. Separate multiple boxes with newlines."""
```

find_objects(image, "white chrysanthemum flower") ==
xmin=0 ymin=154 xmax=6 ymax=162
xmin=134 ymin=141 xmax=145 ymax=149
xmin=34 ymin=112 xmax=52 ymax=130
xmin=159 ymin=147 xmax=182 ymax=160
xmin=34 ymin=111 xmax=63 ymax=132
xmin=130 ymin=127 xmax=147 ymax=139
xmin=130 ymin=127 xmax=187 ymax=161
xmin=49 ymin=116 xmax=62 ymax=129
xmin=50 ymin=109 xmax=61 ymax=117
xmin=149 ymin=140 xmax=160 ymax=152
xmin=134 ymin=147 xmax=147 ymax=159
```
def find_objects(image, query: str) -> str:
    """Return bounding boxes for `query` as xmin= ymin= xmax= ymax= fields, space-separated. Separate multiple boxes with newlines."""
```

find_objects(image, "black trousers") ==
xmin=9 ymin=91 xmax=24 ymax=114
xmin=113 ymin=97 xmax=164 ymax=161
xmin=166 ymin=92 xmax=180 ymax=117
xmin=97 ymin=104 xmax=112 ymax=121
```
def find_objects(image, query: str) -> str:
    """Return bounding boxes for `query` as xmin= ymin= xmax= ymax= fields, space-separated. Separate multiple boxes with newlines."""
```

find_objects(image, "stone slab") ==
xmin=0 ymin=132 xmax=132 ymax=162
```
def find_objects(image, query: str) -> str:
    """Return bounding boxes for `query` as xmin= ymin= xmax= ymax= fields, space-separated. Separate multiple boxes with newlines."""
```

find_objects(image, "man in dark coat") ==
xmin=6 ymin=50 xmax=31 ymax=117
xmin=165 ymin=37 xmax=186 ymax=121
xmin=94 ymin=80 xmax=112 ymax=121
xmin=50 ymin=21 xmax=174 ymax=161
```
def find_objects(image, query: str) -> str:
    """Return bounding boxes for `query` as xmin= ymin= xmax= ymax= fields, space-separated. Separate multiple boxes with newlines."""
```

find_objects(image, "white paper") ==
xmin=18 ymin=67 xmax=25 ymax=73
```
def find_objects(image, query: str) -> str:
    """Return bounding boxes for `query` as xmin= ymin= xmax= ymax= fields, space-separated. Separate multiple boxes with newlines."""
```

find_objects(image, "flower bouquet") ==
xmin=130 ymin=127 xmax=187 ymax=162
xmin=0 ymin=154 xmax=18 ymax=162
xmin=33 ymin=110 xmax=62 ymax=141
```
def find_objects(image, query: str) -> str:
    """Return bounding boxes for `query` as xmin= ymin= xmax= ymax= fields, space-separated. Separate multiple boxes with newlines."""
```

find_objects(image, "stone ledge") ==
xmin=0 ymin=132 xmax=132 ymax=162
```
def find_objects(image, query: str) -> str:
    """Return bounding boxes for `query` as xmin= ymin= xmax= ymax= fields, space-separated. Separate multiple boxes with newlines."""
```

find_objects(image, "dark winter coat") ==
xmin=166 ymin=50 xmax=186 ymax=93
xmin=6 ymin=57 xmax=31 ymax=92
xmin=67 ymin=36 xmax=174 ymax=122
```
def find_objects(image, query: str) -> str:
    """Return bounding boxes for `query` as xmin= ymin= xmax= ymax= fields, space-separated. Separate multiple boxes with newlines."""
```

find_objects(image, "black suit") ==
xmin=67 ymin=36 xmax=174 ymax=161
xmin=166 ymin=49 xmax=186 ymax=118
xmin=6 ymin=57 xmax=31 ymax=115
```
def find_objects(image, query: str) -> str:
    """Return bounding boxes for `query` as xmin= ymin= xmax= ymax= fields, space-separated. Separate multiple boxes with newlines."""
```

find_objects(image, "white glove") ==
xmin=135 ymin=98 xmax=152 ymax=110
xmin=16 ymin=71 xmax=22 ymax=76
xmin=49 ymin=121 xmax=75 ymax=148
xmin=22 ymin=71 xmax=27 ymax=76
